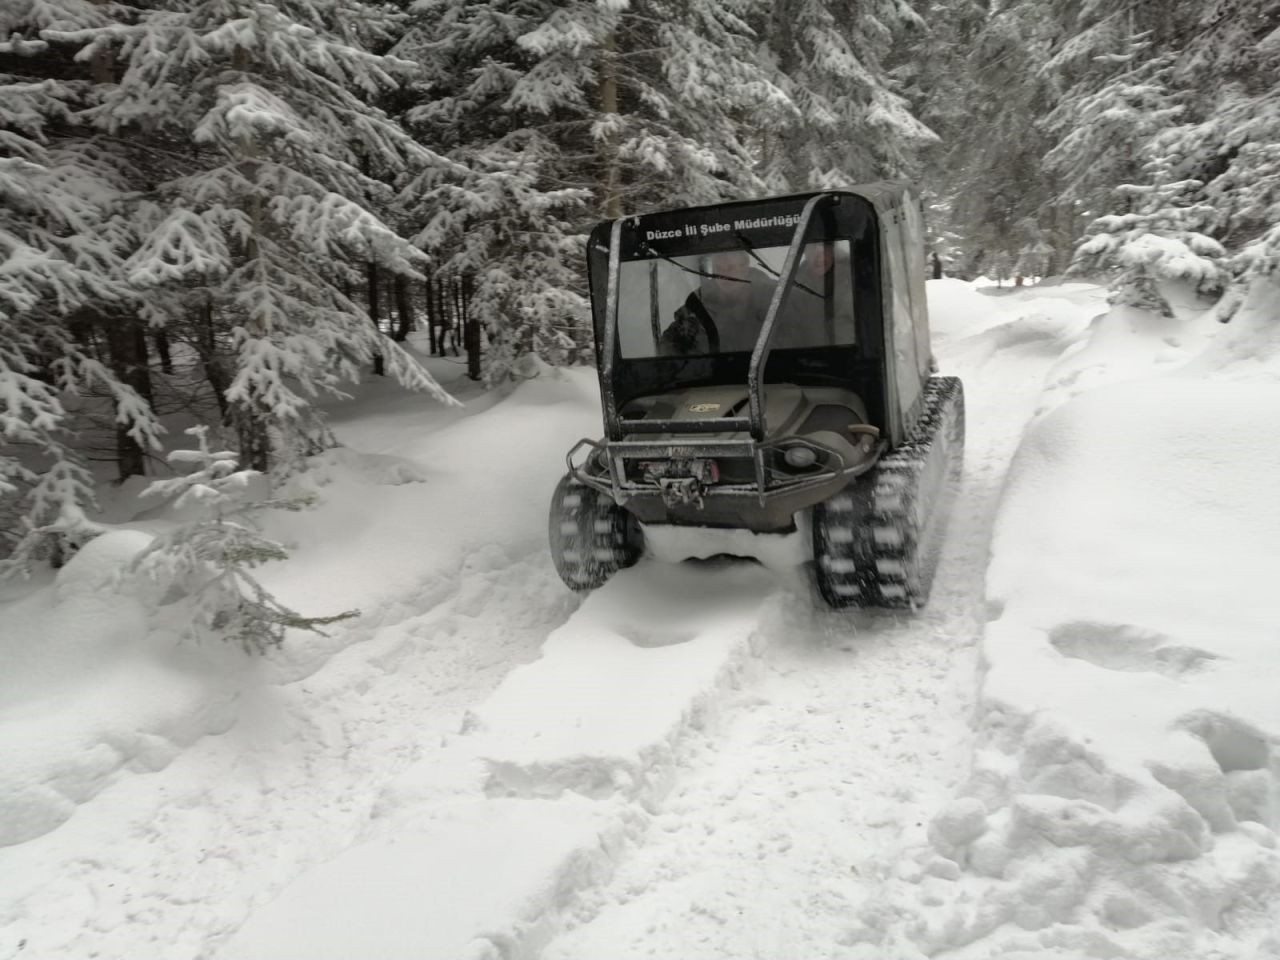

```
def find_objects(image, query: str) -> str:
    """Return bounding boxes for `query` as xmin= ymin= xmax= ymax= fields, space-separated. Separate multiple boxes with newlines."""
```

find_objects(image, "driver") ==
xmin=659 ymin=250 xmax=776 ymax=355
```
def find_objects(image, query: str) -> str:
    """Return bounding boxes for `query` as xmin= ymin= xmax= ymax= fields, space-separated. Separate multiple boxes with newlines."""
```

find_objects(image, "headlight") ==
xmin=782 ymin=445 xmax=818 ymax=469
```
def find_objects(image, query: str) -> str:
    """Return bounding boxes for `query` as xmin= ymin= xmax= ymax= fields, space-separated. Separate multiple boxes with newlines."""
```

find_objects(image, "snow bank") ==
xmin=927 ymin=278 xmax=1101 ymax=345
xmin=1038 ymin=296 xmax=1215 ymax=415
xmin=926 ymin=278 xmax=1000 ymax=341
xmin=876 ymin=287 xmax=1280 ymax=958
xmin=934 ymin=381 xmax=1280 ymax=957
xmin=0 ymin=531 xmax=241 ymax=846
xmin=0 ymin=365 xmax=602 ymax=856
xmin=258 ymin=366 xmax=603 ymax=683
xmin=926 ymin=280 xmax=1100 ymax=391
xmin=1187 ymin=273 xmax=1280 ymax=381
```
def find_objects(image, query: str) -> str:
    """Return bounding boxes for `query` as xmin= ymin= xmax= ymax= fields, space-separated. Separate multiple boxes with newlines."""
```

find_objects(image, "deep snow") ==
xmin=2 ymin=278 xmax=1278 ymax=960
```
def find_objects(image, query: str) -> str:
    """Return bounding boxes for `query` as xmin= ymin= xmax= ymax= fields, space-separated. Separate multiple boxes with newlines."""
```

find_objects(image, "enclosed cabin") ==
xmin=578 ymin=184 xmax=933 ymax=530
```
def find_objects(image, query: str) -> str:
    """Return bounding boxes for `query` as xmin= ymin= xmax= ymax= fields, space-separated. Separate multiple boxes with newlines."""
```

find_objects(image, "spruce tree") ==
xmin=760 ymin=0 xmax=937 ymax=190
xmin=397 ymin=0 xmax=795 ymax=380
xmin=1 ymin=0 xmax=162 ymax=573
xmin=56 ymin=0 xmax=456 ymax=470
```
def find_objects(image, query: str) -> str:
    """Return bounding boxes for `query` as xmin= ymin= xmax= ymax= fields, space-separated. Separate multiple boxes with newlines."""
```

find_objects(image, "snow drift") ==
xmin=879 ymin=282 xmax=1280 ymax=960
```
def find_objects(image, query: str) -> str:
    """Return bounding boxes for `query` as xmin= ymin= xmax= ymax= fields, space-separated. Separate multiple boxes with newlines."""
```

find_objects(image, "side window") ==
xmin=616 ymin=259 xmax=652 ymax=356
xmin=891 ymin=211 xmax=921 ymax=420
xmin=774 ymin=240 xmax=856 ymax=348
xmin=904 ymin=199 xmax=932 ymax=378
xmin=615 ymin=257 xmax=702 ymax=358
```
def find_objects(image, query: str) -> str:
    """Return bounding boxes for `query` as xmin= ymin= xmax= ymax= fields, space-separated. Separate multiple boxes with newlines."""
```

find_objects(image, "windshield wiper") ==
xmin=639 ymin=235 xmax=825 ymax=299
xmin=637 ymin=240 xmax=749 ymax=284
xmin=734 ymin=231 xmax=822 ymax=297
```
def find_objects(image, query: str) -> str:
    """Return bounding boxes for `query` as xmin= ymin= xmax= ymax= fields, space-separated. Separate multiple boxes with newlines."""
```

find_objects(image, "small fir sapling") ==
xmin=988 ymin=250 xmax=1014 ymax=285
xmin=131 ymin=426 xmax=357 ymax=653
xmin=1073 ymin=176 xmax=1226 ymax=315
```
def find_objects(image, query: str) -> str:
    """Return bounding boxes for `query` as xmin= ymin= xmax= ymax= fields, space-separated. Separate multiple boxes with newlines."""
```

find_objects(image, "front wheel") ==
xmin=548 ymin=474 xmax=642 ymax=592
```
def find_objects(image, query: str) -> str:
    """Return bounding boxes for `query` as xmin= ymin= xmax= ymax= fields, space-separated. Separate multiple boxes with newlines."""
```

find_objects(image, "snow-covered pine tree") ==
xmin=903 ymin=0 xmax=1069 ymax=275
xmin=1165 ymin=0 xmax=1280 ymax=314
xmin=132 ymin=426 xmax=356 ymax=652
xmin=987 ymin=249 xmax=1014 ymax=285
xmin=1073 ymin=168 xmax=1227 ymax=314
xmin=758 ymin=0 xmax=936 ymax=190
xmin=508 ymin=0 xmax=790 ymax=212
xmin=1014 ymin=238 xmax=1055 ymax=280
xmin=1043 ymin=0 xmax=1276 ymax=316
xmin=895 ymin=0 xmax=987 ymax=273
xmin=396 ymin=0 xmax=592 ymax=379
xmin=0 ymin=0 xmax=163 ymax=574
xmin=53 ymin=0 xmax=457 ymax=471
xmin=1042 ymin=28 xmax=1184 ymax=219
xmin=397 ymin=0 xmax=795 ymax=380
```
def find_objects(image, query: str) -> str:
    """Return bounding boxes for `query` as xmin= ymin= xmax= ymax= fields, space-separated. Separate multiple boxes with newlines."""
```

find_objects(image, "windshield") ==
xmin=616 ymin=240 xmax=856 ymax=359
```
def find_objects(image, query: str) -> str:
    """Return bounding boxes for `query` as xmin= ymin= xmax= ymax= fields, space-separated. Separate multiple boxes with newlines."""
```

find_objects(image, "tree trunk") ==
xmin=423 ymin=277 xmax=438 ymax=355
xmin=102 ymin=315 xmax=152 ymax=481
xmin=598 ymin=31 xmax=622 ymax=219
xmin=200 ymin=299 xmax=231 ymax=422
xmin=393 ymin=275 xmax=414 ymax=342
xmin=435 ymin=277 xmax=456 ymax=356
xmin=368 ymin=260 xmax=385 ymax=375
xmin=236 ymin=412 xmax=270 ymax=473
xmin=462 ymin=278 xmax=481 ymax=380
xmin=85 ymin=15 xmax=151 ymax=482
xmin=153 ymin=327 xmax=174 ymax=374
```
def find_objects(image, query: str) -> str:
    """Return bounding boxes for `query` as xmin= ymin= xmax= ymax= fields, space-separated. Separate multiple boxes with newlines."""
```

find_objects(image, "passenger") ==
xmin=775 ymin=242 xmax=856 ymax=348
xmin=659 ymin=250 xmax=776 ymax=355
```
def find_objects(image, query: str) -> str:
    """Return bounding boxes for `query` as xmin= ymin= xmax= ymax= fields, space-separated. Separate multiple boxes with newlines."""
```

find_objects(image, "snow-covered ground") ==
xmin=2 ymin=278 xmax=1278 ymax=960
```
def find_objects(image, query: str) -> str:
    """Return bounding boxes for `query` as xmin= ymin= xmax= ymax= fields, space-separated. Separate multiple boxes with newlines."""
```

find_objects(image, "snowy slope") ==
xmin=0 ymin=359 xmax=604 ymax=959
xmin=857 ymin=281 xmax=1280 ymax=960
xmin=3 ymin=279 xmax=1278 ymax=960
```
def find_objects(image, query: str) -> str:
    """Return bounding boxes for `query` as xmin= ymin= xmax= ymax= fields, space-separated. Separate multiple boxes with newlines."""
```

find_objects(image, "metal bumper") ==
xmin=566 ymin=434 xmax=885 ymax=529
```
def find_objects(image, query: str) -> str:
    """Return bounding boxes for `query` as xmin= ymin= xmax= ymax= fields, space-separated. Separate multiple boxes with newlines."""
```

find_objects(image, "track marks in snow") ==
xmin=0 ymin=549 xmax=577 ymax=960
xmin=538 ymin=284 xmax=1099 ymax=959
xmin=544 ymin=597 xmax=974 ymax=960
xmin=473 ymin=561 xmax=779 ymax=809
xmin=215 ymin=561 xmax=784 ymax=960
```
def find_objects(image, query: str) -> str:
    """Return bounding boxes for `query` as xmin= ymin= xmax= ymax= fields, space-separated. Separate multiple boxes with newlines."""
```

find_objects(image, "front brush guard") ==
xmin=566 ymin=433 xmax=885 ymax=509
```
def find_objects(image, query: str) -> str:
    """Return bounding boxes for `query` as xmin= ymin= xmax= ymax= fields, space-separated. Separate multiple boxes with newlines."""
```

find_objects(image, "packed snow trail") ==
xmin=538 ymin=282 xmax=1101 ymax=959
xmin=214 ymin=281 xmax=1104 ymax=960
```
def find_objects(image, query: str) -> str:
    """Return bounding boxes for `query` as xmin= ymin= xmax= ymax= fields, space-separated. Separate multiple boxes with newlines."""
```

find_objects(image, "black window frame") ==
xmin=586 ymin=192 xmax=887 ymax=435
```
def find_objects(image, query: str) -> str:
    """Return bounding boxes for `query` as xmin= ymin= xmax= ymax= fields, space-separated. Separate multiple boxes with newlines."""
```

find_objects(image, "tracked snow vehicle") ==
xmin=549 ymin=185 xmax=964 ymax=608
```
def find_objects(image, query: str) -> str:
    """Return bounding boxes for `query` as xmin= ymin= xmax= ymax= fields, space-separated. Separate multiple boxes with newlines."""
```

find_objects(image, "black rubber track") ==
xmin=812 ymin=376 xmax=965 ymax=609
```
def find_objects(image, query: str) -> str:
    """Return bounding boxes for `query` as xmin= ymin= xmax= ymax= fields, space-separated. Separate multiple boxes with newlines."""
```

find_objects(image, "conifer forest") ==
xmin=3 ymin=0 xmax=1277 ymax=573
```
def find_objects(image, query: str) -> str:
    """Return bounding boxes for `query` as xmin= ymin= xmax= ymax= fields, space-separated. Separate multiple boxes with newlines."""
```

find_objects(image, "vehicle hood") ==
xmin=630 ymin=384 xmax=809 ymax=437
